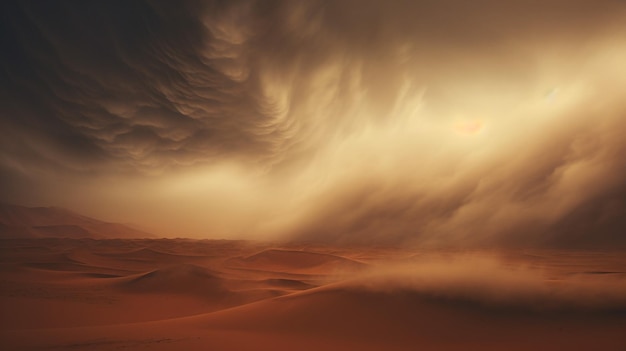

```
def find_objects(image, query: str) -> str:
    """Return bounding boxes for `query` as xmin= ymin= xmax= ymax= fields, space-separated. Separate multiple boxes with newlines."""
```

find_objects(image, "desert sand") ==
xmin=1 ymin=238 xmax=625 ymax=350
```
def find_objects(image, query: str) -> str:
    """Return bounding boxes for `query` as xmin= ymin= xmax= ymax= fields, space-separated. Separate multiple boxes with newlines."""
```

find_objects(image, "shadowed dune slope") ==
xmin=229 ymin=249 xmax=367 ymax=273
xmin=262 ymin=278 xmax=316 ymax=290
xmin=101 ymin=247 xmax=201 ymax=261
xmin=178 ymin=283 xmax=626 ymax=351
xmin=3 ymin=284 xmax=626 ymax=351
xmin=118 ymin=264 xmax=227 ymax=296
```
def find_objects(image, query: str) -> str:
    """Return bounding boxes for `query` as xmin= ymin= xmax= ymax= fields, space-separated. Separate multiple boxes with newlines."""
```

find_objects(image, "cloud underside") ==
xmin=1 ymin=0 xmax=625 ymax=246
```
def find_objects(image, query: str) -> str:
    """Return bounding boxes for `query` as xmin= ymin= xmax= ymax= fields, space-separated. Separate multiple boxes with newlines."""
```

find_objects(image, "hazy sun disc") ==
xmin=454 ymin=120 xmax=484 ymax=135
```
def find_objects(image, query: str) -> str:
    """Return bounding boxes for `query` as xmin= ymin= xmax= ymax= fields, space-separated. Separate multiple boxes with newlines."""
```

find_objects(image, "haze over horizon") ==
xmin=1 ymin=0 xmax=625 ymax=247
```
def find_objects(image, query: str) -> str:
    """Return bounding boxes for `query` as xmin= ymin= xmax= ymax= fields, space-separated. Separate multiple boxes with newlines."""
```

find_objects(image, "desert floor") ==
xmin=1 ymin=238 xmax=625 ymax=350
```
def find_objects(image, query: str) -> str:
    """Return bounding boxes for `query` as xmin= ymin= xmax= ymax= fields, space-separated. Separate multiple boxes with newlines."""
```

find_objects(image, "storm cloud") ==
xmin=1 ymin=0 xmax=625 ymax=246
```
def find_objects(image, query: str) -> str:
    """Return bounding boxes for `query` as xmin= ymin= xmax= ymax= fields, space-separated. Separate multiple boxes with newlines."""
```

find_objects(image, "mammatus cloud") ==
xmin=1 ymin=0 xmax=625 ymax=246
xmin=1 ymin=0 xmax=291 ymax=175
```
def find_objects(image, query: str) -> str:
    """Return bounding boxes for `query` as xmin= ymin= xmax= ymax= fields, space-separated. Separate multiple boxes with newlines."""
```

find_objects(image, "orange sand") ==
xmin=1 ymin=238 xmax=625 ymax=350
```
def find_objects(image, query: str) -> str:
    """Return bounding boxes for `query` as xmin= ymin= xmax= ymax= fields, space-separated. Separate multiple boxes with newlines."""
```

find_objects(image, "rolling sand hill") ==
xmin=119 ymin=264 xmax=228 ymax=296
xmin=1 ymin=238 xmax=626 ymax=350
xmin=227 ymin=248 xmax=367 ymax=274
xmin=0 ymin=204 xmax=154 ymax=239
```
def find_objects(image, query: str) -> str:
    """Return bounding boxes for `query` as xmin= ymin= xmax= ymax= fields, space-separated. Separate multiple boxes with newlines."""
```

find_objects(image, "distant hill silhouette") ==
xmin=0 ymin=203 xmax=155 ymax=239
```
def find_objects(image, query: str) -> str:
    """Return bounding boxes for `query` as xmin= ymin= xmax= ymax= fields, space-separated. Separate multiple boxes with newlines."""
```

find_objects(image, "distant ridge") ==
xmin=0 ymin=203 xmax=155 ymax=239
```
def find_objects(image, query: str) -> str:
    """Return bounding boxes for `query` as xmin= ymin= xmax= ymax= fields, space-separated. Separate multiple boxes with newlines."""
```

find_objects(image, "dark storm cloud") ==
xmin=2 ymin=0 xmax=624 ymax=173
xmin=1 ymin=0 xmax=289 ymax=176
xmin=1 ymin=0 xmax=625 ymax=247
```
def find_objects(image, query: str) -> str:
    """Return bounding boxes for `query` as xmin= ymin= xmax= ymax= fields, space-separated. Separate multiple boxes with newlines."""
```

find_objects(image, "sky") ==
xmin=1 ymin=0 xmax=625 ymax=247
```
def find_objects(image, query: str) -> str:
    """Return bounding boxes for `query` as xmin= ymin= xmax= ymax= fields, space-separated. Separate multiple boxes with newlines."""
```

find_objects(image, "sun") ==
xmin=453 ymin=120 xmax=484 ymax=135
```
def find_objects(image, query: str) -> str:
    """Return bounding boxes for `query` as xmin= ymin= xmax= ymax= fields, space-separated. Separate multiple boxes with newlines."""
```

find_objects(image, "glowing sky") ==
xmin=1 ymin=0 xmax=625 ymax=247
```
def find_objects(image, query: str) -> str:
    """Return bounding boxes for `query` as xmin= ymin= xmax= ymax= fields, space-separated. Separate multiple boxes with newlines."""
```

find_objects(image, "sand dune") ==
xmin=119 ymin=264 xmax=227 ymax=296
xmin=228 ymin=248 xmax=367 ymax=274
xmin=102 ymin=247 xmax=201 ymax=262
xmin=1 ymin=238 xmax=626 ymax=350
xmin=194 ymin=284 xmax=626 ymax=348
xmin=3 ymin=282 xmax=625 ymax=351
xmin=262 ymin=278 xmax=316 ymax=290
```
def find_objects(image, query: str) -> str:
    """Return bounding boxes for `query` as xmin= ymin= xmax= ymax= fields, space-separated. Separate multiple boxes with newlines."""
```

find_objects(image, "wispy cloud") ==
xmin=1 ymin=0 xmax=625 ymax=246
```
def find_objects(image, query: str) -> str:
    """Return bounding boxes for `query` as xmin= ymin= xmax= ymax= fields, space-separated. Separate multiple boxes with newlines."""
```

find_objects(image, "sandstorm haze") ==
xmin=1 ymin=0 xmax=625 ymax=246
